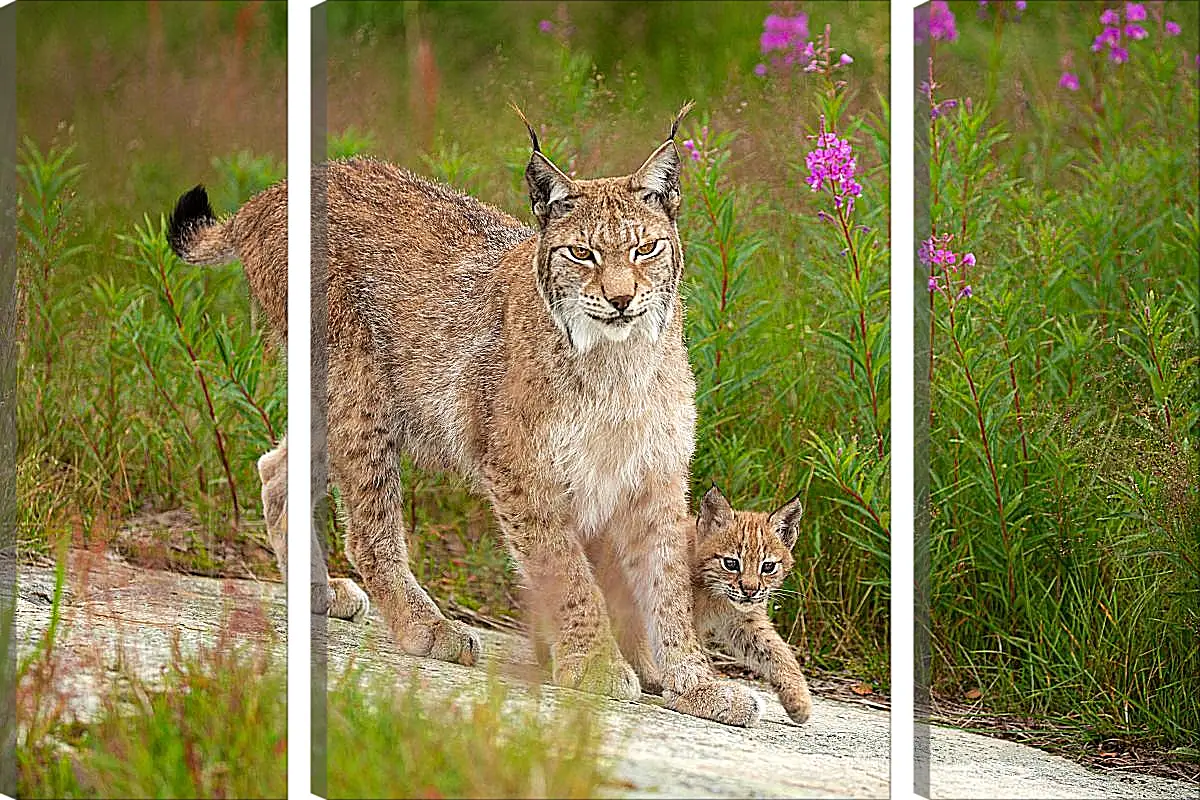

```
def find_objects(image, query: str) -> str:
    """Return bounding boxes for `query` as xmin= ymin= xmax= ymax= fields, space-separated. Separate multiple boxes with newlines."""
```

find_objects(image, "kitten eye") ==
xmin=565 ymin=245 xmax=594 ymax=262
xmin=721 ymin=557 xmax=740 ymax=572
xmin=633 ymin=240 xmax=662 ymax=257
xmin=761 ymin=561 xmax=778 ymax=575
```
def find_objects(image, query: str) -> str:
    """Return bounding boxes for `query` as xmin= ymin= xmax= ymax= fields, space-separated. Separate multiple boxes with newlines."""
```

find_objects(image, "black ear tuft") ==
xmin=510 ymin=102 xmax=541 ymax=153
xmin=669 ymin=100 xmax=695 ymax=141
xmin=767 ymin=492 xmax=804 ymax=551
xmin=167 ymin=185 xmax=216 ymax=257
xmin=514 ymin=104 xmax=578 ymax=227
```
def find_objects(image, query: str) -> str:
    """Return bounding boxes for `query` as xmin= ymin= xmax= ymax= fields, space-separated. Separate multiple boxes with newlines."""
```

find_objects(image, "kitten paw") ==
xmin=781 ymin=686 xmax=814 ymax=724
xmin=553 ymin=651 xmax=641 ymax=701
xmin=785 ymin=699 xmax=813 ymax=724
xmin=328 ymin=578 xmax=370 ymax=623
xmin=666 ymin=680 xmax=764 ymax=728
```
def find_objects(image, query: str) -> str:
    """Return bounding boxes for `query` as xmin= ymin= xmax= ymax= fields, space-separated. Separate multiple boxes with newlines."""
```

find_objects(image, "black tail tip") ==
xmin=167 ymin=185 xmax=215 ymax=256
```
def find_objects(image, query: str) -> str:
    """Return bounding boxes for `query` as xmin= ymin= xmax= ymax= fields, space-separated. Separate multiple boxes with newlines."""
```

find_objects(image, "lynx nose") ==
xmin=608 ymin=294 xmax=634 ymax=313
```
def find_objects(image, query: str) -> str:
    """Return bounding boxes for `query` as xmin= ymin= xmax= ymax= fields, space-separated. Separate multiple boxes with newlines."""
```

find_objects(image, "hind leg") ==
xmin=257 ymin=433 xmax=369 ymax=623
xmin=327 ymin=349 xmax=479 ymax=665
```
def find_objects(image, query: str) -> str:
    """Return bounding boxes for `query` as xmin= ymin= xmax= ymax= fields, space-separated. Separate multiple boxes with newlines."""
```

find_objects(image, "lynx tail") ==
xmin=167 ymin=185 xmax=235 ymax=266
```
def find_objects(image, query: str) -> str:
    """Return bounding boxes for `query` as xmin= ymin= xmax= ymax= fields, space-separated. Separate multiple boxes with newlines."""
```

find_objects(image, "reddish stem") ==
xmin=155 ymin=255 xmax=241 ymax=529
xmin=222 ymin=357 xmax=277 ymax=442
xmin=947 ymin=305 xmax=1014 ymax=605
xmin=833 ymin=200 xmax=883 ymax=459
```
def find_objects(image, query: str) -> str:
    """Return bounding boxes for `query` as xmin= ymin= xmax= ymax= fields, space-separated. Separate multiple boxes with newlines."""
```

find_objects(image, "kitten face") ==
xmin=693 ymin=486 xmax=803 ymax=613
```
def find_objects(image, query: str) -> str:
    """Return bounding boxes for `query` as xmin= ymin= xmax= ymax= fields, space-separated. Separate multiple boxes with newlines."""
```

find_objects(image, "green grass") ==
xmin=16 ymin=555 xmax=287 ymax=798
xmin=15 ymin=5 xmax=289 ymax=795
xmin=14 ymin=2 xmax=887 ymax=794
xmin=327 ymin=662 xmax=611 ymax=798
xmin=923 ymin=0 xmax=1199 ymax=758
xmin=16 ymin=1 xmax=286 ymax=567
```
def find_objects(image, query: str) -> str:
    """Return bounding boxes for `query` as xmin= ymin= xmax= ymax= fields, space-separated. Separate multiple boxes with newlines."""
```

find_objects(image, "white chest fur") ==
xmin=548 ymin=394 xmax=694 ymax=537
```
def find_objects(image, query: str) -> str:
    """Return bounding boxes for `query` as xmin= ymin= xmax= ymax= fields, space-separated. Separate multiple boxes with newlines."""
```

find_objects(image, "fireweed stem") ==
xmin=832 ymin=201 xmax=883 ymax=458
xmin=154 ymin=252 xmax=241 ymax=529
xmin=927 ymin=54 xmax=944 ymax=428
xmin=927 ymin=40 xmax=1013 ymax=602
xmin=947 ymin=302 xmax=1014 ymax=605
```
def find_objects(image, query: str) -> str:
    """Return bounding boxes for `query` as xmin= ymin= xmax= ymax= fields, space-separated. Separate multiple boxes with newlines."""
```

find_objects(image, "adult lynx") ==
xmin=168 ymin=104 xmax=761 ymax=726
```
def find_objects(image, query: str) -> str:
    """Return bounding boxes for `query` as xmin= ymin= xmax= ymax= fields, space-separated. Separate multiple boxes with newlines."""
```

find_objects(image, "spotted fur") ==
xmin=167 ymin=104 xmax=761 ymax=727
xmin=591 ymin=484 xmax=813 ymax=724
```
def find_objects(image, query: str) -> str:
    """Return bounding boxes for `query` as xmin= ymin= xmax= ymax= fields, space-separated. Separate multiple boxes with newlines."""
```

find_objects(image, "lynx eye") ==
xmin=633 ymin=240 xmax=663 ymax=258
xmin=761 ymin=561 xmax=779 ymax=575
xmin=721 ymin=556 xmax=741 ymax=572
xmin=565 ymin=245 xmax=594 ymax=263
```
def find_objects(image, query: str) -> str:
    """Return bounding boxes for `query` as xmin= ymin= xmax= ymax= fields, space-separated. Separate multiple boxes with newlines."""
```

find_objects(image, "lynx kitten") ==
xmin=167 ymin=103 xmax=762 ymax=727
xmin=592 ymin=485 xmax=813 ymax=723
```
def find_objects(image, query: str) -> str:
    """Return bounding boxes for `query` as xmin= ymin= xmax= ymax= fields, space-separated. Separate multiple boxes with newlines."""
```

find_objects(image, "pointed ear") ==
xmin=525 ymin=151 xmax=576 ymax=227
xmin=628 ymin=100 xmax=692 ymax=219
xmin=512 ymin=103 xmax=577 ymax=228
xmin=767 ymin=493 xmax=804 ymax=551
xmin=629 ymin=140 xmax=682 ymax=219
xmin=697 ymin=484 xmax=734 ymax=539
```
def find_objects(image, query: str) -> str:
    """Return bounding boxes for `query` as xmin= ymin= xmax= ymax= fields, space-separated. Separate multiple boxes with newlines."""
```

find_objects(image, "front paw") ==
xmin=399 ymin=618 xmax=482 ymax=667
xmin=553 ymin=650 xmax=641 ymax=701
xmin=659 ymin=651 xmax=715 ymax=698
xmin=667 ymin=680 xmax=764 ymax=728
xmin=428 ymin=619 xmax=482 ymax=666
xmin=636 ymin=668 xmax=664 ymax=696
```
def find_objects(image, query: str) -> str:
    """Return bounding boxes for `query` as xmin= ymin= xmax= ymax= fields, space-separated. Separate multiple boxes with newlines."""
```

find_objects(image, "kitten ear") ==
xmin=767 ymin=492 xmax=804 ymax=551
xmin=697 ymin=483 xmax=734 ymax=539
xmin=512 ymin=103 xmax=576 ymax=227
xmin=629 ymin=139 xmax=682 ymax=218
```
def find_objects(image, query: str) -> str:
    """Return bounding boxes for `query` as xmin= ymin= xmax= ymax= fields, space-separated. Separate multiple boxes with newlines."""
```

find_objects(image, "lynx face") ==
xmin=693 ymin=486 xmax=803 ymax=613
xmin=526 ymin=140 xmax=685 ymax=353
